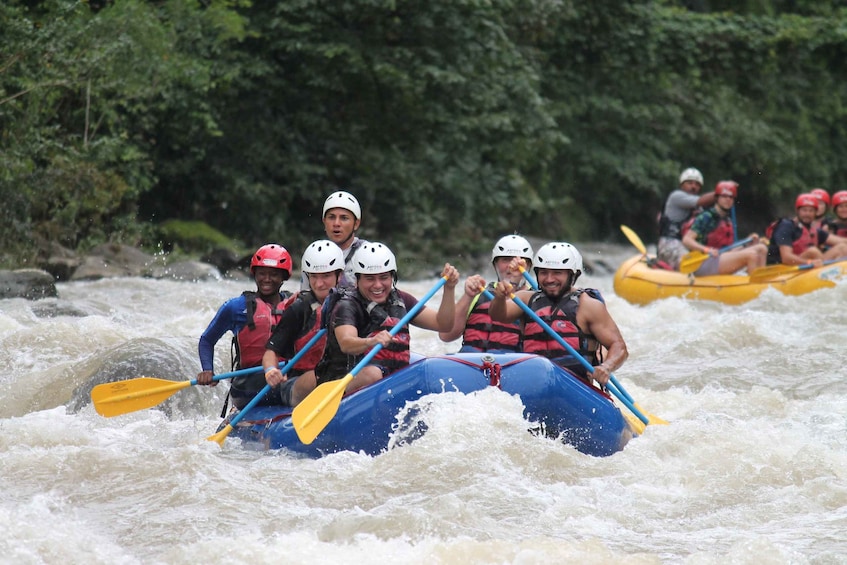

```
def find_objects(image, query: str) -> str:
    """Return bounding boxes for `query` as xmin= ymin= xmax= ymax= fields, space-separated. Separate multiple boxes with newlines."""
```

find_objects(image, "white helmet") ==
xmin=491 ymin=234 xmax=534 ymax=263
xmin=322 ymin=190 xmax=361 ymax=220
xmin=352 ymin=242 xmax=397 ymax=276
xmin=301 ymin=239 xmax=345 ymax=274
xmin=678 ymin=167 xmax=704 ymax=185
xmin=533 ymin=242 xmax=583 ymax=273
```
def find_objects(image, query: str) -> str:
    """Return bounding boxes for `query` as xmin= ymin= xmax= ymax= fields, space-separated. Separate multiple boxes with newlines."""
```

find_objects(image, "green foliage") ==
xmin=155 ymin=219 xmax=244 ymax=255
xmin=4 ymin=0 xmax=847 ymax=267
xmin=0 ymin=0 xmax=248 ymax=262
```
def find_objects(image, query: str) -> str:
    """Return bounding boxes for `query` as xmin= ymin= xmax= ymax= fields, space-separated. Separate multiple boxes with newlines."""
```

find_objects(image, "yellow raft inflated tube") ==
xmin=613 ymin=254 xmax=847 ymax=306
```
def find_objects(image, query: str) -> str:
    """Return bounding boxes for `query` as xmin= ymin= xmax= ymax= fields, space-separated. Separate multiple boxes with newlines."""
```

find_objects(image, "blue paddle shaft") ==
xmin=483 ymin=288 xmax=648 ymax=425
xmin=719 ymin=236 xmax=752 ymax=253
xmin=348 ymin=276 xmax=448 ymax=376
xmin=226 ymin=328 xmax=328 ymax=428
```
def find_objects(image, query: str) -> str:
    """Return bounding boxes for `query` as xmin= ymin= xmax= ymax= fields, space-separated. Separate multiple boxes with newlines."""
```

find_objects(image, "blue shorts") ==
xmin=277 ymin=375 xmax=300 ymax=406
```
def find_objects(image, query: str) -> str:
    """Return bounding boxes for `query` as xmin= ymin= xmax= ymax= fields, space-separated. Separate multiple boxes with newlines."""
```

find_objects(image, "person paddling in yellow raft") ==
xmin=681 ymin=181 xmax=767 ymax=276
xmin=765 ymin=193 xmax=847 ymax=267
xmin=488 ymin=242 xmax=628 ymax=389
xmin=825 ymin=191 xmax=847 ymax=237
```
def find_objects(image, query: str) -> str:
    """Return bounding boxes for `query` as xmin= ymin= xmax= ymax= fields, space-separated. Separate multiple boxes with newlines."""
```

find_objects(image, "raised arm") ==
xmin=439 ymin=274 xmax=485 ymax=342
xmin=412 ymin=263 xmax=460 ymax=332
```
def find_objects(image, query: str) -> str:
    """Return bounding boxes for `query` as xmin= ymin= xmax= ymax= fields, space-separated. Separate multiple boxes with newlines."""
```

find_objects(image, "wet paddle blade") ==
xmin=291 ymin=374 xmax=354 ymax=445
xmin=748 ymin=264 xmax=802 ymax=282
xmin=91 ymin=377 xmax=191 ymax=417
xmin=620 ymin=225 xmax=647 ymax=256
xmin=621 ymin=409 xmax=647 ymax=435
xmin=206 ymin=424 xmax=234 ymax=447
xmin=679 ymin=251 xmax=708 ymax=274
xmin=637 ymin=403 xmax=669 ymax=426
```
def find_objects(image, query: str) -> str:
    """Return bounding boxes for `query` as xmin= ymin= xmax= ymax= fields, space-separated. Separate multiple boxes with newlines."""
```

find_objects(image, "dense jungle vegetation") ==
xmin=2 ymin=0 xmax=847 ymax=268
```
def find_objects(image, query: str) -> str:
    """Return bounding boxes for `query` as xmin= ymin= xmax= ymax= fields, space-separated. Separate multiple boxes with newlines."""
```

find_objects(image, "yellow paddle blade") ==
xmin=679 ymin=251 xmax=708 ymax=274
xmin=637 ymin=403 xmax=669 ymax=426
xmin=622 ymin=409 xmax=647 ymax=435
xmin=292 ymin=374 xmax=354 ymax=444
xmin=91 ymin=378 xmax=191 ymax=418
xmin=748 ymin=264 xmax=800 ymax=282
xmin=620 ymin=225 xmax=647 ymax=255
xmin=206 ymin=424 xmax=234 ymax=446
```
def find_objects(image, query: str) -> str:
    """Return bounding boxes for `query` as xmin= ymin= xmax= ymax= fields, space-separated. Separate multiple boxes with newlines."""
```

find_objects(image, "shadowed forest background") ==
xmin=2 ymin=0 xmax=846 ymax=269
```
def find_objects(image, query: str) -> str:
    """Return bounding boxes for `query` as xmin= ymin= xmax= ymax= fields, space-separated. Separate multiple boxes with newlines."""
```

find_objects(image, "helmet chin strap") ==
xmin=337 ymin=231 xmax=355 ymax=248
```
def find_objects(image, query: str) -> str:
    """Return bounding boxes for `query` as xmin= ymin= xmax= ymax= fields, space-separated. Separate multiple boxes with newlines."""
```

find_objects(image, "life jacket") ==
xmin=315 ymin=288 xmax=410 ymax=384
xmin=795 ymin=224 xmax=819 ymax=254
xmin=233 ymin=291 xmax=286 ymax=370
xmin=695 ymin=208 xmax=735 ymax=249
xmin=289 ymin=290 xmax=326 ymax=372
xmin=521 ymin=289 xmax=600 ymax=380
xmin=360 ymin=289 xmax=411 ymax=374
xmin=658 ymin=190 xmax=699 ymax=240
xmin=830 ymin=219 xmax=847 ymax=238
xmin=227 ymin=291 xmax=288 ymax=411
xmin=765 ymin=218 xmax=818 ymax=257
xmin=461 ymin=283 xmax=522 ymax=352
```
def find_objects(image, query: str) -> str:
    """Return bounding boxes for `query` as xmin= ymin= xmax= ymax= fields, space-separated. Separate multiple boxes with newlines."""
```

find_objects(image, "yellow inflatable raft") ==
xmin=613 ymin=254 xmax=847 ymax=305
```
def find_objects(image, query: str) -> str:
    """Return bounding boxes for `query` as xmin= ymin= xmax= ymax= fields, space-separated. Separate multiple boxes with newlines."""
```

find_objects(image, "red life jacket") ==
xmin=234 ymin=292 xmax=285 ymax=369
xmin=522 ymin=289 xmax=600 ymax=380
xmin=461 ymin=283 xmax=522 ymax=352
xmin=290 ymin=291 xmax=326 ymax=372
xmin=362 ymin=290 xmax=411 ymax=375
xmin=765 ymin=218 xmax=819 ymax=255
xmin=792 ymin=222 xmax=818 ymax=254
xmin=702 ymin=213 xmax=735 ymax=249
xmin=830 ymin=220 xmax=847 ymax=238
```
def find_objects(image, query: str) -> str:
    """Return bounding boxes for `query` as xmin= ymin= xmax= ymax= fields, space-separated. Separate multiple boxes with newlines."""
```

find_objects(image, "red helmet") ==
xmin=795 ymin=193 xmax=818 ymax=210
xmin=832 ymin=191 xmax=847 ymax=207
xmin=250 ymin=244 xmax=292 ymax=278
xmin=810 ymin=188 xmax=830 ymax=206
xmin=714 ymin=181 xmax=738 ymax=198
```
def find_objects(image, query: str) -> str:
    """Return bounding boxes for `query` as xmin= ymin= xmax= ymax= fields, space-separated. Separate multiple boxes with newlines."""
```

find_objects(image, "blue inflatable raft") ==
xmin=221 ymin=352 xmax=638 ymax=457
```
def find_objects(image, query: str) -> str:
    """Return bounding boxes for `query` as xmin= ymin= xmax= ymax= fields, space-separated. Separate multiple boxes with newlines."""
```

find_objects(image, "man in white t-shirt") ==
xmin=301 ymin=190 xmax=369 ymax=291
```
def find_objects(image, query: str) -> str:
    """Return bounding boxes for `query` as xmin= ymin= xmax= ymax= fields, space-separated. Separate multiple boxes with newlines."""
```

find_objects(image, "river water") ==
xmin=2 ymin=244 xmax=845 ymax=564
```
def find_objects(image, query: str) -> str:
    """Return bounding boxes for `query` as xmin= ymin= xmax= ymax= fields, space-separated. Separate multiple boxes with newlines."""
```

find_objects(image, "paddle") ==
xmin=92 ymin=364 xmax=280 ymax=418
xmin=517 ymin=265 xmax=539 ymax=290
xmin=483 ymin=287 xmax=666 ymax=434
xmin=501 ymin=272 xmax=647 ymax=416
xmin=620 ymin=224 xmax=648 ymax=256
xmin=679 ymin=236 xmax=754 ymax=274
xmin=206 ymin=328 xmax=327 ymax=446
xmin=292 ymin=276 xmax=449 ymax=445
xmin=748 ymin=257 xmax=847 ymax=282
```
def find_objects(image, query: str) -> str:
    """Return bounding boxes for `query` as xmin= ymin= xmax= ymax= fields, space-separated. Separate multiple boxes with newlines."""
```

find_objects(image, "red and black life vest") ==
xmin=461 ymin=283 xmax=522 ymax=352
xmin=521 ymin=289 xmax=600 ymax=380
xmin=829 ymin=219 xmax=847 ymax=238
xmin=765 ymin=218 xmax=818 ymax=255
xmin=233 ymin=291 xmax=286 ymax=369
xmin=289 ymin=291 xmax=327 ymax=372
